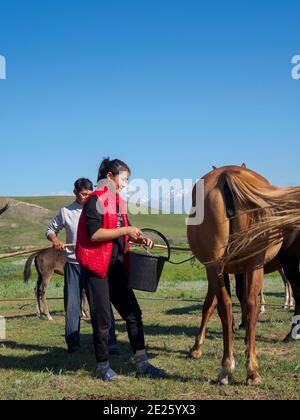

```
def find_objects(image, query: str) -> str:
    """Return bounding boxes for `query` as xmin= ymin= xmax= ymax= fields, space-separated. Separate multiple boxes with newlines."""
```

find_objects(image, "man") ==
xmin=46 ymin=178 xmax=119 ymax=354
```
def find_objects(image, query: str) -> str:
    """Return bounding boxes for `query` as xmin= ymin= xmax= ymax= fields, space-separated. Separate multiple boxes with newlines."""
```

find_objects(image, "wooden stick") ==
xmin=0 ymin=242 xmax=192 ymax=261
xmin=0 ymin=244 xmax=75 ymax=260
xmin=129 ymin=242 xmax=191 ymax=252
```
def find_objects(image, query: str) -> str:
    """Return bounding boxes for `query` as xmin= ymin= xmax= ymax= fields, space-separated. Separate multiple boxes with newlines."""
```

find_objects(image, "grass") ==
xmin=0 ymin=265 xmax=299 ymax=400
xmin=0 ymin=196 xmax=299 ymax=400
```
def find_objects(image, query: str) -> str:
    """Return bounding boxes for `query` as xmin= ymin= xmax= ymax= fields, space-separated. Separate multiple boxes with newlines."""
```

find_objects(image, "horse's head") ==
xmin=0 ymin=203 xmax=9 ymax=216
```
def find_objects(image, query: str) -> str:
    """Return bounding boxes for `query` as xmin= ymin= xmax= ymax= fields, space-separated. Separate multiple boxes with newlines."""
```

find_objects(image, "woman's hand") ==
xmin=134 ymin=236 xmax=154 ymax=249
xmin=126 ymin=226 xmax=143 ymax=241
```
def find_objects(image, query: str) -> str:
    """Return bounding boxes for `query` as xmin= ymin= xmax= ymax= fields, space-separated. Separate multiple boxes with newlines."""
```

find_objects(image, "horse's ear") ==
xmin=212 ymin=165 xmax=217 ymax=170
xmin=241 ymin=163 xmax=247 ymax=168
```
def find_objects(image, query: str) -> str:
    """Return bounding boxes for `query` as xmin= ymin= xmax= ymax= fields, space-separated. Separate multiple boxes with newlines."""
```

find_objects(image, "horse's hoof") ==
xmin=188 ymin=347 xmax=203 ymax=359
xmin=217 ymin=371 xmax=235 ymax=386
xmin=47 ymin=316 xmax=54 ymax=322
xmin=259 ymin=309 xmax=265 ymax=316
xmin=246 ymin=374 xmax=261 ymax=386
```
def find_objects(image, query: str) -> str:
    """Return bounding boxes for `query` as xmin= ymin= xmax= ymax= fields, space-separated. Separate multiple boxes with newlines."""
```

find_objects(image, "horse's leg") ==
xmin=289 ymin=281 xmax=295 ymax=310
xmin=235 ymin=273 xmax=246 ymax=329
xmin=280 ymin=268 xmax=290 ymax=310
xmin=280 ymin=257 xmax=300 ymax=342
xmin=40 ymin=274 xmax=53 ymax=321
xmin=81 ymin=289 xmax=90 ymax=319
xmin=207 ymin=265 xmax=235 ymax=385
xmin=259 ymin=288 xmax=266 ymax=315
xmin=242 ymin=267 xmax=264 ymax=386
xmin=35 ymin=275 xmax=43 ymax=318
xmin=224 ymin=274 xmax=236 ymax=332
xmin=35 ymin=278 xmax=42 ymax=318
xmin=189 ymin=279 xmax=217 ymax=359
xmin=280 ymin=268 xmax=295 ymax=310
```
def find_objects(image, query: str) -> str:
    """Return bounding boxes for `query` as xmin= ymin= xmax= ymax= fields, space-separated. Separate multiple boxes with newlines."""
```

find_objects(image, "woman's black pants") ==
xmin=81 ymin=262 xmax=146 ymax=363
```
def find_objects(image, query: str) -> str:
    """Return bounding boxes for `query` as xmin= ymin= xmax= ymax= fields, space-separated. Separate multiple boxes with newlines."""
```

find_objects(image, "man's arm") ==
xmin=46 ymin=210 xmax=65 ymax=250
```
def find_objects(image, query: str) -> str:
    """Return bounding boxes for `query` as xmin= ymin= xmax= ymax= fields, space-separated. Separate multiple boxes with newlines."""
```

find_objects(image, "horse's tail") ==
xmin=24 ymin=253 xmax=38 ymax=283
xmin=221 ymin=170 xmax=300 ymax=264
xmin=0 ymin=203 xmax=9 ymax=216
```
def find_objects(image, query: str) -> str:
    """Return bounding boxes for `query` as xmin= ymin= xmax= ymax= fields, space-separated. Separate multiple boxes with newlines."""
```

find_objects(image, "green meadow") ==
xmin=0 ymin=196 xmax=299 ymax=400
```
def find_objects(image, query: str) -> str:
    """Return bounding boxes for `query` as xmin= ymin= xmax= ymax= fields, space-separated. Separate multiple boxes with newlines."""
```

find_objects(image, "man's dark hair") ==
xmin=74 ymin=178 xmax=93 ymax=192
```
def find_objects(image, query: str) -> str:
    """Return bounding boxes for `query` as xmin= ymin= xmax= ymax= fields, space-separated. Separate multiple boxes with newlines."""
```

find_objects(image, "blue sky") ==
xmin=0 ymin=0 xmax=299 ymax=196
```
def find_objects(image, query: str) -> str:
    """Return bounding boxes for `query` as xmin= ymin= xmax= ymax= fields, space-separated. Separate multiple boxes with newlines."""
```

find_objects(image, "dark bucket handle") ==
xmin=141 ymin=228 xmax=171 ymax=262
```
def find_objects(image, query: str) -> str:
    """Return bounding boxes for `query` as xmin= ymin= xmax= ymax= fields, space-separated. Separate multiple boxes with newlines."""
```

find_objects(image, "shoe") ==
xmin=136 ymin=363 xmax=167 ymax=379
xmin=96 ymin=367 xmax=120 ymax=381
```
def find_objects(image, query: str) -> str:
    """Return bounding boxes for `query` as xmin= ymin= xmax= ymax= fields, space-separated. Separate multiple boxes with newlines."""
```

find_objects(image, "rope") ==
xmin=0 ymin=295 xmax=293 ymax=310
xmin=169 ymin=256 xmax=196 ymax=265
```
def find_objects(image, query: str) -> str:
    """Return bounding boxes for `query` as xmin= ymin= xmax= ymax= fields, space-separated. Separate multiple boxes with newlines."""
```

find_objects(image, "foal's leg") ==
xmin=40 ymin=274 xmax=53 ymax=321
xmin=189 ymin=279 xmax=217 ymax=359
xmin=242 ymin=267 xmax=264 ymax=386
xmin=35 ymin=275 xmax=43 ymax=318
xmin=35 ymin=283 xmax=41 ymax=318
xmin=207 ymin=265 xmax=235 ymax=385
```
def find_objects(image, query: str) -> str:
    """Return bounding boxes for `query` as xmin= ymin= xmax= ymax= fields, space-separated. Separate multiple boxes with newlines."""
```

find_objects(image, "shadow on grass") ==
xmin=0 ymin=336 xmax=137 ymax=376
xmin=0 ymin=338 xmax=203 ymax=383
xmin=4 ymin=310 xmax=65 ymax=320
xmin=116 ymin=321 xmax=282 ymax=345
xmin=164 ymin=304 xmax=202 ymax=316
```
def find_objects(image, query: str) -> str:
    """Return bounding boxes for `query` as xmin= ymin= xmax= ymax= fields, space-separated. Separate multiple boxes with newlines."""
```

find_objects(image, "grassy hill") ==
xmin=0 ymin=196 xmax=188 ymax=252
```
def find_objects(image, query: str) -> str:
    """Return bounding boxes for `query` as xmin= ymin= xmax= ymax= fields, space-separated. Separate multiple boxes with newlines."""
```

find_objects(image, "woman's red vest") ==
xmin=76 ymin=185 xmax=130 ymax=278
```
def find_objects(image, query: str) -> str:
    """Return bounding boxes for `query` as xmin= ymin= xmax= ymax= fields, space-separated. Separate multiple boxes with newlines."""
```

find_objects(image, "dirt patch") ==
xmin=258 ymin=347 xmax=290 ymax=357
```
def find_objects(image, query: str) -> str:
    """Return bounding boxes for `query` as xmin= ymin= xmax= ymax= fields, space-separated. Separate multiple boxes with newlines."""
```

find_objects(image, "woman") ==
xmin=76 ymin=158 xmax=167 ymax=381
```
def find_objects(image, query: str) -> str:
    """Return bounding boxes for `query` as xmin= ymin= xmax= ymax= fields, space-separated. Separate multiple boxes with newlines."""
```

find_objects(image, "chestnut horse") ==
xmin=187 ymin=165 xmax=300 ymax=386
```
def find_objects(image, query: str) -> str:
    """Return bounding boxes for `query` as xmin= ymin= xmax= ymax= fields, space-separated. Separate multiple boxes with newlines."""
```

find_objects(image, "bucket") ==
xmin=127 ymin=229 xmax=171 ymax=293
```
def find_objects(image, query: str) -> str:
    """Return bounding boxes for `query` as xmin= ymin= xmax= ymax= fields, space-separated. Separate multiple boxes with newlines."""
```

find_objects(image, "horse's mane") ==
xmin=222 ymin=170 xmax=300 ymax=265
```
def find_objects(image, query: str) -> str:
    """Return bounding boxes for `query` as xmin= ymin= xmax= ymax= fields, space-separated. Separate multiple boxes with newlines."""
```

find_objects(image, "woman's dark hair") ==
xmin=74 ymin=178 xmax=93 ymax=192
xmin=97 ymin=157 xmax=131 ymax=182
